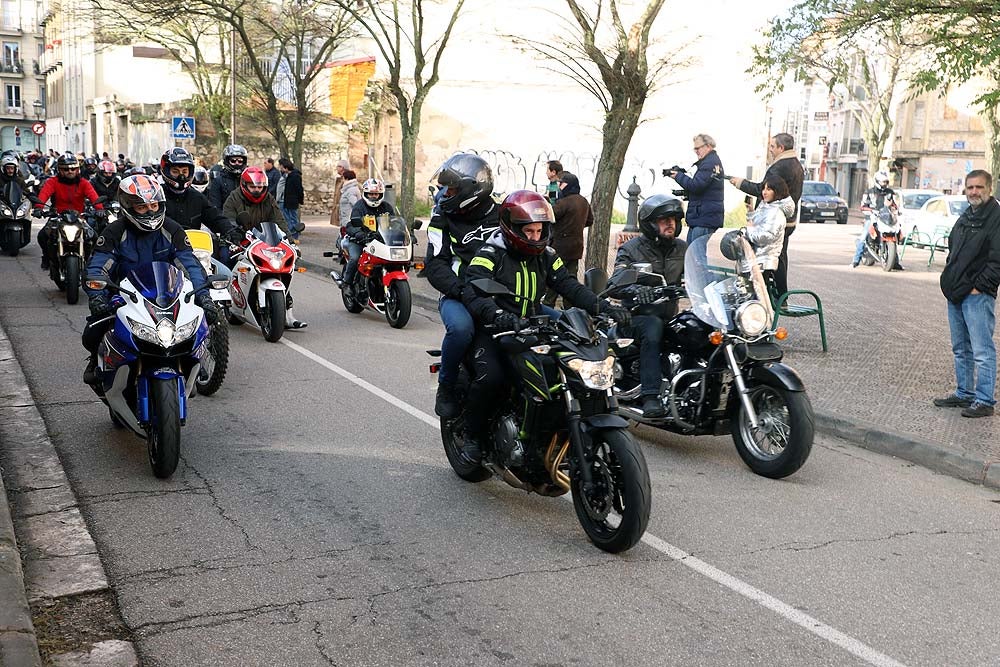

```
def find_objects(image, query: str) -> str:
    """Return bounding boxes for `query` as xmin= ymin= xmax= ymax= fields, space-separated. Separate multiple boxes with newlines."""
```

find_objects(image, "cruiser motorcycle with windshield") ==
xmin=428 ymin=275 xmax=651 ymax=553
xmin=605 ymin=232 xmax=814 ymax=479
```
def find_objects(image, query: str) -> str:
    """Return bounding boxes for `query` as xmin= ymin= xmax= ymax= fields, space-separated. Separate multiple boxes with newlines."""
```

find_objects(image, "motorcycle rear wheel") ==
xmin=440 ymin=414 xmax=491 ymax=483
xmin=196 ymin=320 xmax=229 ymax=396
xmin=571 ymin=427 xmax=651 ymax=553
xmin=260 ymin=290 xmax=285 ymax=343
xmin=342 ymin=281 xmax=365 ymax=314
xmin=732 ymin=384 xmax=814 ymax=479
xmin=147 ymin=378 xmax=181 ymax=479
xmin=385 ymin=280 xmax=411 ymax=329
xmin=65 ymin=255 xmax=81 ymax=305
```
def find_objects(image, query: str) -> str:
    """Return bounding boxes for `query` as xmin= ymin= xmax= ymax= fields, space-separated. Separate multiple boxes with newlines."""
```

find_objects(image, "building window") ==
xmin=6 ymin=83 xmax=21 ymax=110
xmin=2 ymin=42 xmax=18 ymax=70
xmin=1 ymin=0 xmax=15 ymax=29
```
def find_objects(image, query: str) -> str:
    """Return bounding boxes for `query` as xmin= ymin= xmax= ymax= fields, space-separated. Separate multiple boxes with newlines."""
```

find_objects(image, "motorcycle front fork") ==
xmin=724 ymin=343 xmax=759 ymax=428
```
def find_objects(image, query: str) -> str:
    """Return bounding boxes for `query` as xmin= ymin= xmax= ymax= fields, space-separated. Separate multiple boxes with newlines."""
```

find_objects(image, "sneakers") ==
xmin=459 ymin=435 xmax=483 ymax=466
xmin=642 ymin=395 xmax=666 ymax=418
xmin=961 ymin=402 xmax=995 ymax=418
xmin=850 ymin=262 xmax=859 ymax=268
xmin=435 ymin=382 xmax=460 ymax=419
xmin=932 ymin=394 xmax=973 ymax=408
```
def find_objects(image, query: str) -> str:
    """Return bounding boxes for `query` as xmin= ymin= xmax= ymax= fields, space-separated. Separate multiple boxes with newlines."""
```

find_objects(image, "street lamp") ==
xmin=31 ymin=99 xmax=42 ymax=152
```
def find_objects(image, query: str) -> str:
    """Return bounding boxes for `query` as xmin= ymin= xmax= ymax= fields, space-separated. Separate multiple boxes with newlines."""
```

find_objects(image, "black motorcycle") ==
xmin=605 ymin=232 xmax=814 ymax=479
xmin=429 ymin=276 xmax=651 ymax=553
xmin=0 ymin=180 xmax=32 ymax=256
xmin=34 ymin=197 xmax=106 ymax=304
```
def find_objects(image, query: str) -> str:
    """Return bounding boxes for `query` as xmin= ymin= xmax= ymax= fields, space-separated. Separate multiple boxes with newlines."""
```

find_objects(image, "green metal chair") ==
xmin=927 ymin=225 xmax=951 ymax=266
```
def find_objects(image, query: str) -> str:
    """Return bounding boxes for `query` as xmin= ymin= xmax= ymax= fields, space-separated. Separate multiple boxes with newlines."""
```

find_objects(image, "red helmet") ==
xmin=240 ymin=166 xmax=268 ymax=204
xmin=498 ymin=190 xmax=553 ymax=256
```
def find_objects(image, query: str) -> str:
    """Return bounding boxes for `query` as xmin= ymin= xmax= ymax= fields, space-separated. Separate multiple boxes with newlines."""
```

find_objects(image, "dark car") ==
xmin=799 ymin=180 xmax=849 ymax=224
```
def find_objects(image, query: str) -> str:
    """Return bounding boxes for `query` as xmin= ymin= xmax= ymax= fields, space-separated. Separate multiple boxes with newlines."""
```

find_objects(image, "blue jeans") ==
xmin=343 ymin=241 xmax=363 ymax=285
xmin=853 ymin=220 xmax=874 ymax=264
xmin=438 ymin=296 xmax=475 ymax=385
xmin=686 ymin=226 xmax=716 ymax=265
xmin=947 ymin=293 xmax=996 ymax=405
xmin=629 ymin=315 xmax=665 ymax=396
xmin=281 ymin=206 xmax=301 ymax=240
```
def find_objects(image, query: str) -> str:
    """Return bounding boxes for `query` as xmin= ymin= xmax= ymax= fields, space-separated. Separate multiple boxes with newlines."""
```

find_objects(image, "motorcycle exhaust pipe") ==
xmin=329 ymin=269 xmax=343 ymax=286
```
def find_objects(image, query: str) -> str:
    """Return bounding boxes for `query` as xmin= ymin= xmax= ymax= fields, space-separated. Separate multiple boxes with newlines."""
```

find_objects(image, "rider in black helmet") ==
xmin=608 ymin=193 xmax=688 ymax=418
xmin=207 ymin=144 xmax=248 ymax=210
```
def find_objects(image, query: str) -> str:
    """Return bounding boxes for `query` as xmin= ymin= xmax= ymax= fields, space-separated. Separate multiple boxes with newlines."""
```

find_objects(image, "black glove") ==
xmin=625 ymin=285 xmax=657 ymax=305
xmin=88 ymin=295 xmax=116 ymax=318
xmin=31 ymin=208 xmax=43 ymax=219
xmin=195 ymin=293 xmax=220 ymax=325
xmin=600 ymin=299 xmax=631 ymax=326
xmin=493 ymin=310 xmax=524 ymax=333
xmin=224 ymin=227 xmax=245 ymax=245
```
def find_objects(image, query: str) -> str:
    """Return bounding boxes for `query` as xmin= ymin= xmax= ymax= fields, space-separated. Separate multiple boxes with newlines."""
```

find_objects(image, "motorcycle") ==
xmin=0 ymin=180 xmax=32 ymax=256
xmin=85 ymin=262 xmax=212 ymax=478
xmin=606 ymin=232 xmax=814 ymax=479
xmin=34 ymin=197 xmax=106 ymax=305
xmin=859 ymin=206 xmax=901 ymax=271
xmin=325 ymin=214 xmax=422 ymax=329
xmin=429 ymin=276 xmax=651 ymax=553
xmin=226 ymin=222 xmax=302 ymax=343
xmin=186 ymin=229 xmax=233 ymax=395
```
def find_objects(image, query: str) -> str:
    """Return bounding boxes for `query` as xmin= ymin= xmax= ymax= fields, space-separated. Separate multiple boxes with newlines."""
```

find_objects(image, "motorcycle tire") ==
xmin=571 ymin=427 xmax=650 ymax=553
xmin=732 ymin=384 xmax=814 ymax=479
xmin=1 ymin=236 xmax=18 ymax=256
xmin=384 ymin=280 xmax=411 ymax=329
xmin=226 ymin=307 xmax=242 ymax=326
xmin=440 ymin=367 xmax=490 ymax=482
xmin=64 ymin=255 xmax=81 ymax=305
xmin=861 ymin=253 xmax=876 ymax=267
xmin=342 ymin=283 xmax=364 ymax=314
xmin=882 ymin=242 xmax=897 ymax=272
xmin=260 ymin=289 xmax=285 ymax=343
xmin=147 ymin=377 xmax=181 ymax=479
xmin=196 ymin=320 xmax=229 ymax=396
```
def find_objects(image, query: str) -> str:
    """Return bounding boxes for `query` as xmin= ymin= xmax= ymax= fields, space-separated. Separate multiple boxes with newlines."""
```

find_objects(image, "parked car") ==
xmin=895 ymin=188 xmax=941 ymax=231
xmin=900 ymin=194 xmax=970 ymax=247
xmin=799 ymin=181 xmax=849 ymax=224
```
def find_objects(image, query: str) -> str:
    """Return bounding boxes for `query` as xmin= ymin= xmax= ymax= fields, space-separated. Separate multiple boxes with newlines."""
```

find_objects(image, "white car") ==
xmin=901 ymin=194 xmax=969 ymax=247
xmin=895 ymin=188 xmax=941 ymax=230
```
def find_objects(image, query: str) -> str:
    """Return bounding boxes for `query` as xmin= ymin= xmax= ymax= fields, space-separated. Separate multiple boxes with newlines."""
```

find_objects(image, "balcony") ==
xmin=2 ymin=106 xmax=24 ymax=118
xmin=0 ymin=60 xmax=24 ymax=77
xmin=0 ymin=24 xmax=21 ymax=37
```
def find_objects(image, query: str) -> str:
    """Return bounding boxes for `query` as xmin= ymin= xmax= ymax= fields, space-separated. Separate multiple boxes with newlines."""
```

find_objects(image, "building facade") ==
xmin=0 ymin=0 xmax=46 ymax=152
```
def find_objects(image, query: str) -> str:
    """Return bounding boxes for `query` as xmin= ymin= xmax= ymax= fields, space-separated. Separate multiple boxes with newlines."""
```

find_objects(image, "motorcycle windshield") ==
xmin=684 ymin=234 xmax=773 ymax=331
xmin=127 ymin=262 xmax=184 ymax=309
xmin=252 ymin=222 xmax=285 ymax=246
xmin=377 ymin=214 xmax=411 ymax=247
xmin=1 ymin=180 xmax=22 ymax=208
xmin=557 ymin=307 xmax=595 ymax=340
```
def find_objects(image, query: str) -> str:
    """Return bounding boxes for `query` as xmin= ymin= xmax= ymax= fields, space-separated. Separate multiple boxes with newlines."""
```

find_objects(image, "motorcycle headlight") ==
xmin=16 ymin=200 xmax=31 ymax=216
xmin=62 ymin=224 xmax=80 ymax=242
xmin=566 ymin=356 xmax=616 ymax=390
xmin=173 ymin=317 xmax=200 ymax=343
xmin=735 ymin=301 xmax=769 ymax=337
xmin=0 ymin=204 xmax=11 ymax=217
xmin=155 ymin=319 xmax=175 ymax=345
xmin=127 ymin=317 xmax=161 ymax=344
xmin=390 ymin=247 xmax=409 ymax=261
xmin=262 ymin=248 xmax=286 ymax=270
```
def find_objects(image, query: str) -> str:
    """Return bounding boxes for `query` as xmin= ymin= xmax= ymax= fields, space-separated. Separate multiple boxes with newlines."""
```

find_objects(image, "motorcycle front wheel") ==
xmin=196 ymin=320 xmax=229 ymax=396
xmin=384 ymin=280 xmax=411 ymax=329
xmin=571 ymin=427 xmax=651 ymax=553
xmin=147 ymin=377 xmax=181 ymax=479
xmin=64 ymin=255 xmax=81 ymax=305
xmin=882 ymin=241 xmax=897 ymax=272
xmin=732 ymin=384 xmax=814 ymax=479
xmin=260 ymin=289 xmax=285 ymax=343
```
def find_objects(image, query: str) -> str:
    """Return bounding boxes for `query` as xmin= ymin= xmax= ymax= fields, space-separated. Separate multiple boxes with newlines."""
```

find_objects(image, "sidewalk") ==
xmin=295 ymin=215 xmax=1000 ymax=489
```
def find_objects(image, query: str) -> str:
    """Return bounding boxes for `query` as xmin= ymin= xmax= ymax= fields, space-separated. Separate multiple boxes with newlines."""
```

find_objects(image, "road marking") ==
xmin=280 ymin=338 xmax=908 ymax=667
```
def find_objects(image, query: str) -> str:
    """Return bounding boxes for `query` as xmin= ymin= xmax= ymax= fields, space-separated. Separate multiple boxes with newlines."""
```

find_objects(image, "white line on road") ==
xmin=280 ymin=337 xmax=907 ymax=667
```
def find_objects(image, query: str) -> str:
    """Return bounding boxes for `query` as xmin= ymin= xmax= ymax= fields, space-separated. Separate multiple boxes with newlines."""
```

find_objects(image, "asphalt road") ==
xmin=1 ymin=244 xmax=998 ymax=667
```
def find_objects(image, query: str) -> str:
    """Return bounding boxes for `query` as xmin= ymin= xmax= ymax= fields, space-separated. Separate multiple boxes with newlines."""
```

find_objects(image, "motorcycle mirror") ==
xmin=412 ymin=219 xmax=423 ymax=230
xmin=584 ymin=267 xmax=608 ymax=294
xmin=470 ymin=278 xmax=512 ymax=297
xmin=322 ymin=251 xmax=334 ymax=258
xmin=600 ymin=268 xmax=637 ymax=297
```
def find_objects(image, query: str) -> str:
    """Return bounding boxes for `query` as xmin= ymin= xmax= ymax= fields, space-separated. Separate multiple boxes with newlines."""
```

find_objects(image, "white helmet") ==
xmin=874 ymin=171 xmax=890 ymax=188
xmin=362 ymin=178 xmax=385 ymax=208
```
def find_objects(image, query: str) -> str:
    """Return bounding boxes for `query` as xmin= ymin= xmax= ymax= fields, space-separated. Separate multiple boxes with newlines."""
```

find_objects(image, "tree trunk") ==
xmin=585 ymin=102 xmax=644 ymax=273
xmin=984 ymin=108 xmax=1000 ymax=196
xmin=398 ymin=107 xmax=418 ymax=223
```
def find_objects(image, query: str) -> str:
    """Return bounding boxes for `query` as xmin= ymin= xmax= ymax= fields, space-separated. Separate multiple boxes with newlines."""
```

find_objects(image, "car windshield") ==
xmin=802 ymin=182 xmax=836 ymax=196
xmin=902 ymin=193 xmax=935 ymax=209
xmin=949 ymin=200 xmax=970 ymax=216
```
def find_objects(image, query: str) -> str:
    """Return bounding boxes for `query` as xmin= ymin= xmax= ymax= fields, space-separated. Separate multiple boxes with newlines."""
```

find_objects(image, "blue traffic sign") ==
xmin=171 ymin=116 xmax=196 ymax=139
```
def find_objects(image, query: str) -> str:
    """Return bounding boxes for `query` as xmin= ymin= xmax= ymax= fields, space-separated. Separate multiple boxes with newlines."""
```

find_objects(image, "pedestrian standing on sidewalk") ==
xmin=330 ymin=159 xmax=350 ymax=225
xmin=545 ymin=160 xmax=563 ymax=205
xmin=278 ymin=158 xmax=304 ymax=243
xmin=338 ymin=169 xmax=361 ymax=227
xmin=264 ymin=158 xmax=280 ymax=197
xmin=666 ymin=133 xmax=725 ymax=246
xmin=934 ymin=169 xmax=1000 ymax=418
xmin=543 ymin=171 xmax=592 ymax=307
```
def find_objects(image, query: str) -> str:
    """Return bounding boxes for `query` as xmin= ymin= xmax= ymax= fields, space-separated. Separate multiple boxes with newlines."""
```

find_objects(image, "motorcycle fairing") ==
xmin=128 ymin=262 xmax=184 ymax=309
xmin=381 ymin=269 xmax=408 ymax=287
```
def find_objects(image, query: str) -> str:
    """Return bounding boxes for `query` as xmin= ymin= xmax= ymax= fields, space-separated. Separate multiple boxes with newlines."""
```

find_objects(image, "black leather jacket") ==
xmin=165 ymin=187 xmax=238 ymax=239
xmin=610 ymin=235 xmax=687 ymax=319
xmin=940 ymin=197 xmax=1000 ymax=302
xmin=425 ymin=198 xmax=499 ymax=300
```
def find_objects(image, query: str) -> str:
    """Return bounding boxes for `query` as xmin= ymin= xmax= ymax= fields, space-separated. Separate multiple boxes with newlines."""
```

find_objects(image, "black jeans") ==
xmin=629 ymin=315 xmax=665 ymax=396
xmin=775 ymin=225 xmax=795 ymax=296
xmin=464 ymin=329 xmax=509 ymax=435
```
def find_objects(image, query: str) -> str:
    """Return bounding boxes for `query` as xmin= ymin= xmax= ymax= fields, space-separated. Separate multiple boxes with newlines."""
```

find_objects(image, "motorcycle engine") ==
xmin=493 ymin=414 xmax=525 ymax=467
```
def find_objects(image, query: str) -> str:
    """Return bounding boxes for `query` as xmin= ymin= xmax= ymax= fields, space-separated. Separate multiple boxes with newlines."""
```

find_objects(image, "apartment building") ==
xmin=0 ymin=0 xmax=46 ymax=152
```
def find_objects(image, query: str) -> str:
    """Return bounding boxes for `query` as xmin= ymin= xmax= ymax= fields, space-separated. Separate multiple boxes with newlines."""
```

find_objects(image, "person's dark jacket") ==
xmin=207 ymin=171 xmax=240 ymax=210
xmin=735 ymin=149 xmax=804 ymax=230
xmin=348 ymin=199 xmax=396 ymax=242
xmin=462 ymin=230 xmax=599 ymax=323
xmin=940 ymin=196 xmax=1000 ymax=303
xmin=425 ymin=198 xmax=499 ymax=300
xmin=165 ymin=188 xmax=239 ymax=239
xmin=610 ymin=235 xmax=687 ymax=319
xmin=550 ymin=174 xmax=593 ymax=260
xmin=265 ymin=166 xmax=281 ymax=196
xmin=84 ymin=217 xmax=208 ymax=300
xmin=671 ymin=150 xmax=725 ymax=230
xmin=90 ymin=175 xmax=120 ymax=202
xmin=283 ymin=169 xmax=304 ymax=209
xmin=223 ymin=190 xmax=288 ymax=235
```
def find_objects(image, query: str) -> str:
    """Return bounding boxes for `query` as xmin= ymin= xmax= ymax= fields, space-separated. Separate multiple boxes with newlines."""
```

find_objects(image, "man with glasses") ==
xmin=666 ymin=133 xmax=725 ymax=246
xmin=33 ymin=153 xmax=103 ymax=270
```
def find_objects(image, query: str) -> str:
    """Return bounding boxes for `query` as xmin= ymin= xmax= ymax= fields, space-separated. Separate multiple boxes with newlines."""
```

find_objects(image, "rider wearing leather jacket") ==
xmin=160 ymin=147 xmax=242 ymax=245
xmin=342 ymin=178 xmax=396 ymax=296
xmin=458 ymin=190 xmax=629 ymax=464
xmin=609 ymin=194 xmax=687 ymax=418
xmin=424 ymin=153 xmax=499 ymax=418
xmin=35 ymin=153 xmax=103 ymax=270
xmin=90 ymin=160 xmax=120 ymax=201
xmin=82 ymin=175 xmax=214 ymax=388
xmin=207 ymin=144 xmax=247 ymax=210
xmin=854 ymin=171 xmax=902 ymax=269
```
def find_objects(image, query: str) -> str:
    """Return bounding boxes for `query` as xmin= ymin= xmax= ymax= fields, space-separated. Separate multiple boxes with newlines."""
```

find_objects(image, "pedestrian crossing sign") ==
xmin=171 ymin=116 xmax=196 ymax=139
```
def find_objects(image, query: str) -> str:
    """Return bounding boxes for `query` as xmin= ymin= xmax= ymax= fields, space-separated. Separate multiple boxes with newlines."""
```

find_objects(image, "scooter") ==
xmin=326 ymin=214 xmax=422 ymax=329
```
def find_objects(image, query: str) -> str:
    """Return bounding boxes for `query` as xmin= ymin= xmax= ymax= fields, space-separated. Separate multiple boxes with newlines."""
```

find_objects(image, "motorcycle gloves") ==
xmin=599 ymin=299 xmax=632 ymax=327
xmin=492 ymin=310 xmax=525 ymax=333
xmin=224 ymin=227 xmax=245 ymax=246
xmin=195 ymin=292 xmax=220 ymax=325
xmin=625 ymin=285 xmax=658 ymax=305
xmin=88 ymin=295 xmax=117 ymax=318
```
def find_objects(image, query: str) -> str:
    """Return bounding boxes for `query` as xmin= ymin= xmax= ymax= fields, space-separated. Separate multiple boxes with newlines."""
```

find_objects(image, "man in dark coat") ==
xmin=278 ymin=157 xmax=304 ymax=242
xmin=667 ymin=133 xmax=725 ymax=246
xmin=264 ymin=158 xmax=281 ymax=197
xmin=934 ymin=169 xmax=1000 ymax=418
xmin=730 ymin=132 xmax=804 ymax=295
xmin=543 ymin=171 xmax=593 ymax=306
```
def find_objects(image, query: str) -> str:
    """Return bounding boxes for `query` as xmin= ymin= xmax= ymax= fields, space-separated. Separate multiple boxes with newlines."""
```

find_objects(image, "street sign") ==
xmin=30 ymin=122 xmax=45 ymax=135
xmin=171 ymin=116 xmax=196 ymax=139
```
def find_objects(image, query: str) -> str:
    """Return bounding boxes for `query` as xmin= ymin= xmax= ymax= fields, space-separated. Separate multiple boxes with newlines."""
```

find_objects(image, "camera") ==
xmin=671 ymin=189 xmax=688 ymax=201
xmin=662 ymin=165 xmax=687 ymax=177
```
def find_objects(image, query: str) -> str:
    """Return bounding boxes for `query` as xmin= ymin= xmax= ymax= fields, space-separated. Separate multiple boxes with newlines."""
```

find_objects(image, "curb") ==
xmin=297 ymin=253 xmax=999 ymax=492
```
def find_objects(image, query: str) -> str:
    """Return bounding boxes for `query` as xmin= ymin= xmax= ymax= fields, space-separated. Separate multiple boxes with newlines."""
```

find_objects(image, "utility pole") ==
xmin=230 ymin=28 xmax=237 ymax=144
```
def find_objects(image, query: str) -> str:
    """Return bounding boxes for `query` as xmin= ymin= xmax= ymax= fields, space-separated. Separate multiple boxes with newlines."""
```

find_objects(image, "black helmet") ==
xmin=82 ymin=156 xmax=98 ymax=176
xmin=638 ymin=194 xmax=684 ymax=247
xmin=720 ymin=230 xmax=745 ymax=262
xmin=433 ymin=153 xmax=494 ymax=215
xmin=160 ymin=147 xmax=196 ymax=194
xmin=56 ymin=153 xmax=81 ymax=184
xmin=222 ymin=144 xmax=248 ymax=175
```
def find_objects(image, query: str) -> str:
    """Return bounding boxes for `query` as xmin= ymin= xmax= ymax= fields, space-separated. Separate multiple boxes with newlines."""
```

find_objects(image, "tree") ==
xmin=335 ymin=0 xmax=466 ymax=222
xmin=509 ymin=0 xmax=671 ymax=273
xmin=749 ymin=8 xmax=928 ymax=177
